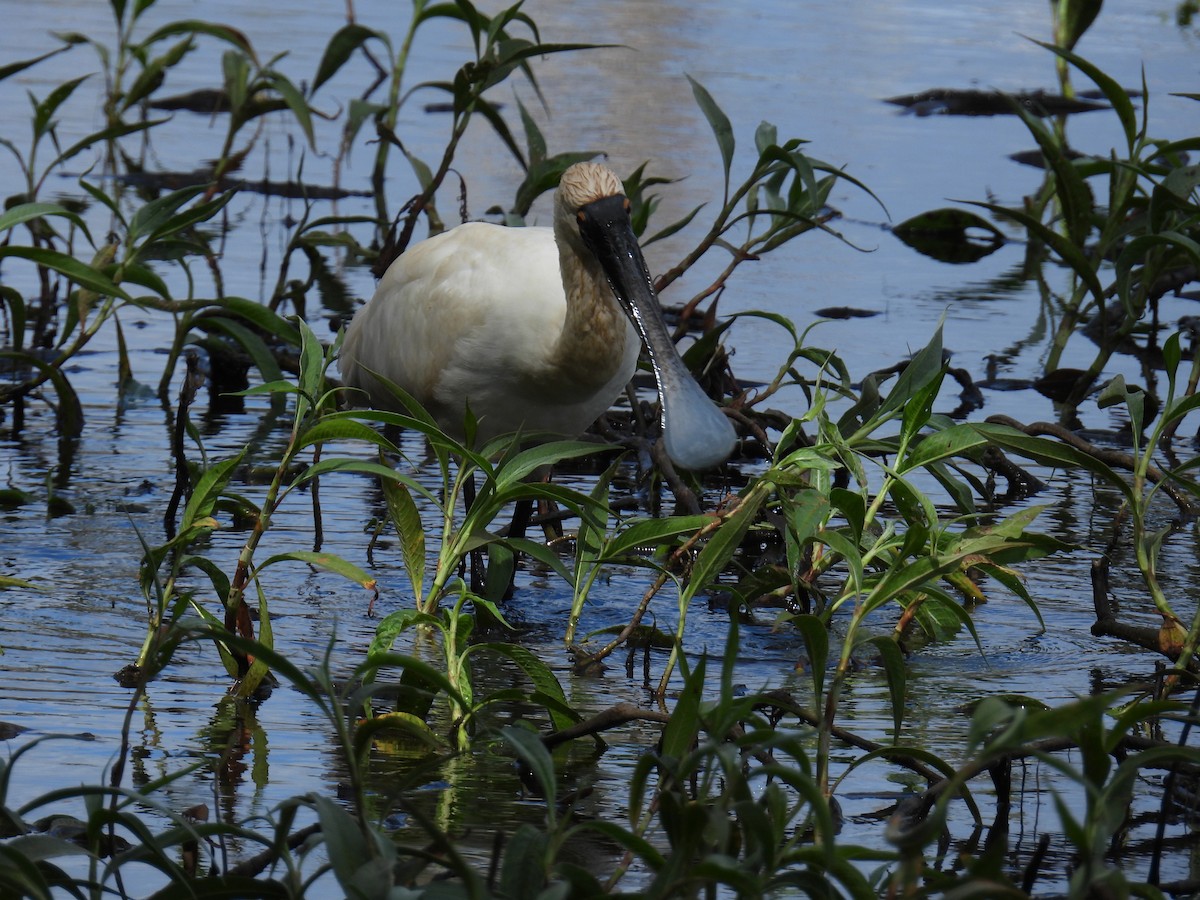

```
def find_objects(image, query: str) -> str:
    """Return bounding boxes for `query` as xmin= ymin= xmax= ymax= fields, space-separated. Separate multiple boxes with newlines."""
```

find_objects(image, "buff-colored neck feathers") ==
xmin=550 ymin=162 xmax=631 ymax=383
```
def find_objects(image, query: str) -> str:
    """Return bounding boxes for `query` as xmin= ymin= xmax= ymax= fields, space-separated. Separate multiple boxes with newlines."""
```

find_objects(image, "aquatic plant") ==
xmin=2 ymin=0 xmax=1200 ymax=896
xmin=135 ymin=320 xmax=385 ymax=698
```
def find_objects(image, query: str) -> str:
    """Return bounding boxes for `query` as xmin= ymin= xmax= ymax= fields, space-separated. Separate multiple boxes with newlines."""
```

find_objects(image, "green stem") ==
xmin=225 ymin=394 xmax=310 ymax=684
xmin=371 ymin=6 xmax=423 ymax=228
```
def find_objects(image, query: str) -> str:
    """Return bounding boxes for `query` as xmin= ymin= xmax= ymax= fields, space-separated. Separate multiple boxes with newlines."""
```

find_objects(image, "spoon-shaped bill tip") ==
xmin=661 ymin=375 xmax=737 ymax=470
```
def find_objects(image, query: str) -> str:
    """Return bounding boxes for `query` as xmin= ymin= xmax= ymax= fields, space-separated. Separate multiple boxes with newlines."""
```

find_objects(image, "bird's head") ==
xmin=554 ymin=162 xmax=631 ymax=255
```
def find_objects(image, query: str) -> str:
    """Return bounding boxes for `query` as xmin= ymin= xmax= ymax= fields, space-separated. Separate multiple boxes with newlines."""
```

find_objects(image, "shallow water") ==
xmin=2 ymin=0 xmax=1199 ymax=894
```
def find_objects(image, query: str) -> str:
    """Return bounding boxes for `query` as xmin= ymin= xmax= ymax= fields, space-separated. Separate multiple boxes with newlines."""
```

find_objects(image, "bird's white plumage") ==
xmin=341 ymin=197 xmax=637 ymax=442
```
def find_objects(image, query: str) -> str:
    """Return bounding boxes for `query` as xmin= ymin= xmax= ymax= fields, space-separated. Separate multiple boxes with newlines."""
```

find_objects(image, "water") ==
xmin=1 ymin=0 xmax=1199 ymax=894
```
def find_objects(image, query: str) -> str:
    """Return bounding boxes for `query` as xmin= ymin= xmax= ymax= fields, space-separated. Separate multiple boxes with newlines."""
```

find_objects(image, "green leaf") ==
xmin=204 ymin=296 xmax=302 ymax=345
xmin=572 ymin=820 xmax=666 ymax=871
xmin=977 ymin=562 xmax=1045 ymax=631
xmin=181 ymin=450 xmax=246 ymax=532
xmin=368 ymin=609 xmax=432 ymax=657
xmin=1053 ymin=0 xmax=1103 ymax=50
xmin=925 ymin=460 xmax=977 ymax=515
xmin=296 ymin=459 xmax=437 ymax=503
xmin=499 ymin=825 xmax=550 ymax=897
xmin=127 ymin=186 xmax=233 ymax=253
xmin=295 ymin=315 xmax=327 ymax=402
xmin=972 ymin=422 xmax=1134 ymax=504
xmin=142 ymin=20 xmax=256 ymax=60
xmin=0 ymin=46 xmax=71 ymax=83
xmin=661 ymin=656 xmax=704 ymax=761
xmin=0 ymin=246 xmax=131 ymax=302
xmin=264 ymin=70 xmax=314 ymax=147
xmin=789 ymin=614 xmax=829 ymax=703
xmin=121 ymin=38 xmax=193 ymax=111
xmin=53 ymin=119 xmax=167 ymax=174
xmin=354 ymin=711 xmax=442 ymax=750
xmin=1035 ymin=38 xmax=1135 ymax=144
xmin=128 ymin=186 xmax=206 ymax=242
xmin=687 ymin=75 xmax=734 ymax=196
xmin=0 ymin=575 xmax=42 ymax=591
xmin=494 ymin=440 xmax=608 ymax=489
xmin=296 ymin=418 xmax=396 ymax=453
xmin=120 ymin=262 xmax=172 ymax=300
xmin=502 ymin=726 xmax=557 ymax=804
xmin=32 ymin=74 xmax=89 ymax=139
xmin=473 ymin=96 xmax=526 ymax=169
xmin=236 ymin=582 xmax=275 ymax=697
xmin=197 ymin=316 xmax=285 ymax=387
xmin=499 ymin=537 xmax=571 ymax=588
xmin=310 ymin=794 xmax=393 ymax=895
xmin=1115 ymin=232 xmax=1200 ymax=318
xmin=787 ymin=486 xmax=831 ymax=547
xmin=901 ymin=423 xmax=989 ymax=472
xmin=365 ymin=650 xmax=469 ymax=713
xmin=179 ymin=553 xmax=232 ymax=606
xmin=829 ymin=487 xmax=866 ymax=544
xmin=602 ymin=514 xmax=712 ymax=560
xmin=820 ymin=527 xmax=864 ymax=595
xmin=643 ymin=201 xmax=707 ymax=247
xmin=682 ymin=482 xmax=770 ymax=603
xmin=1010 ymin=99 xmax=1095 ymax=248
xmin=254 ymin=550 xmax=377 ymax=590
xmin=382 ymin=477 xmax=426 ymax=610
xmin=0 ymin=202 xmax=90 ymax=239
xmin=854 ymin=323 xmax=945 ymax=436
xmin=966 ymin=200 xmax=1105 ymax=308
xmin=1161 ymin=391 xmax=1200 ymax=435
xmin=888 ymin=474 xmax=931 ymax=532
xmin=312 ymin=24 xmax=384 ymax=94
xmin=478 ymin=644 xmax=577 ymax=732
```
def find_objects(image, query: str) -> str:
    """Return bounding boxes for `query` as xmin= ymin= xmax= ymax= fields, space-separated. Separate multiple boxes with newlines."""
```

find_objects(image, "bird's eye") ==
xmin=623 ymin=198 xmax=632 ymax=215
xmin=576 ymin=210 xmax=586 ymax=223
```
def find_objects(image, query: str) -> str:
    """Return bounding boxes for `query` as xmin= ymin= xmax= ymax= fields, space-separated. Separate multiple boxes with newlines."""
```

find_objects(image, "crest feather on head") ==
xmin=557 ymin=162 xmax=625 ymax=210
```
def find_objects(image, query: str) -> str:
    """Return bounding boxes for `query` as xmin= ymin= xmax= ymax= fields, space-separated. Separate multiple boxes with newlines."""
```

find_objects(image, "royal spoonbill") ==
xmin=339 ymin=161 xmax=736 ymax=470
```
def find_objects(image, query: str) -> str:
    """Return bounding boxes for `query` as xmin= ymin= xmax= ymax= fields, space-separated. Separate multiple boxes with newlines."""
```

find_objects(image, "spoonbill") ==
xmin=339 ymin=161 xmax=736 ymax=470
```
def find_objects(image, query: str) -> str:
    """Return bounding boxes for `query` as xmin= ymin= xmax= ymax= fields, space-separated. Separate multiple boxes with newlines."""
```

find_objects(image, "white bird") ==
xmin=339 ymin=161 xmax=735 ymax=470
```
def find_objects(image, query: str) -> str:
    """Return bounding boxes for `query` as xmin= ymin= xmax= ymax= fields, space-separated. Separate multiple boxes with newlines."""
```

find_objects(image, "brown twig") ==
xmin=541 ymin=701 xmax=670 ymax=751
xmin=226 ymin=823 xmax=322 ymax=878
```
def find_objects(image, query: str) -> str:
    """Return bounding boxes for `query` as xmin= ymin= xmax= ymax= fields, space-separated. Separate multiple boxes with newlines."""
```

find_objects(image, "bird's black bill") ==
xmin=577 ymin=195 xmax=735 ymax=470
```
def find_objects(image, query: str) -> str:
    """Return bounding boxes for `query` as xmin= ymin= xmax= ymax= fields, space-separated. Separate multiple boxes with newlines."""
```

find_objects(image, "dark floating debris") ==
xmin=116 ymin=169 xmax=372 ymax=201
xmin=1008 ymin=147 xmax=1088 ymax=168
xmin=425 ymin=101 xmax=504 ymax=114
xmin=814 ymin=306 xmax=879 ymax=320
xmin=1033 ymin=368 xmax=1089 ymax=403
xmin=34 ymin=815 xmax=131 ymax=856
xmin=893 ymin=208 xmax=1006 ymax=264
xmin=150 ymin=88 xmax=288 ymax=117
xmin=885 ymin=88 xmax=1110 ymax=117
